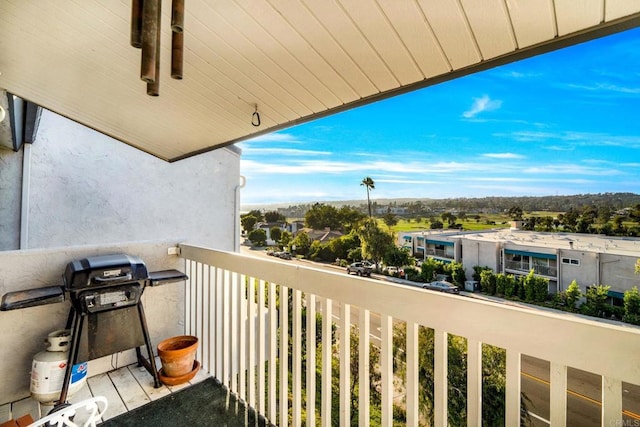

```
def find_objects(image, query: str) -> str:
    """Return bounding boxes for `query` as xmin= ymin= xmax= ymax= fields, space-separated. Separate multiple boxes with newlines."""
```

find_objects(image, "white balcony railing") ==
xmin=179 ymin=244 xmax=640 ymax=426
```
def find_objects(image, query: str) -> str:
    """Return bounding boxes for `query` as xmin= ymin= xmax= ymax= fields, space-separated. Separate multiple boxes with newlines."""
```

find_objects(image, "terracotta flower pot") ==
xmin=157 ymin=335 xmax=198 ymax=378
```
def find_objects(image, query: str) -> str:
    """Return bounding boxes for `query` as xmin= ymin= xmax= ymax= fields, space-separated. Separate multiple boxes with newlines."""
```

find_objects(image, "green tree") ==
xmin=522 ymin=271 xmax=549 ymax=303
xmin=383 ymin=246 xmax=411 ymax=269
xmin=613 ymin=216 xmax=626 ymax=235
xmin=359 ymin=219 xmax=394 ymax=266
xmin=539 ymin=216 xmax=554 ymax=232
xmin=382 ymin=212 xmax=398 ymax=228
xmin=361 ymin=177 xmax=375 ymax=218
xmin=441 ymin=212 xmax=456 ymax=227
xmin=269 ymin=226 xmax=282 ymax=243
xmin=240 ymin=214 xmax=258 ymax=234
xmin=305 ymin=203 xmax=341 ymax=230
xmin=246 ymin=209 xmax=264 ymax=222
xmin=582 ymin=284 xmax=611 ymax=317
xmin=337 ymin=206 xmax=367 ymax=233
xmin=430 ymin=219 xmax=443 ymax=229
xmin=623 ymin=287 xmax=640 ymax=325
xmin=507 ymin=206 xmax=523 ymax=220
xmin=565 ymin=280 xmax=581 ymax=311
xmin=247 ymin=228 xmax=267 ymax=246
xmin=420 ymin=258 xmax=440 ymax=283
xmin=446 ymin=262 xmax=466 ymax=287
xmin=291 ymin=231 xmax=312 ymax=257
xmin=503 ymin=274 xmax=516 ymax=298
xmin=480 ymin=269 xmax=496 ymax=295
xmin=280 ymin=230 xmax=292 ymax=249
xmin=495 ymin=273 xmax=507 ymax=295
xmin=264 ymin=210 xmax=285 ymax=222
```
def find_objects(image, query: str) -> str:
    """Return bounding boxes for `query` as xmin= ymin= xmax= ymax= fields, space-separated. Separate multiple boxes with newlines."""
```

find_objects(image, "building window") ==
xmin=562 ymin=257 xmax=580 ymax=266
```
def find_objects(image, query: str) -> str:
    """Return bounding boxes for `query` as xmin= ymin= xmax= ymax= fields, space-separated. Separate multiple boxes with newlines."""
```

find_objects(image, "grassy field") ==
xmin=387 ymin=211 xmax=565 ymax=233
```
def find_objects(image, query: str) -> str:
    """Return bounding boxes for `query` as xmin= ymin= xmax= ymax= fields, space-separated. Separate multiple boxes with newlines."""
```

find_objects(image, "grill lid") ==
xmin=64 ymin=254 xmax=149 ymax=290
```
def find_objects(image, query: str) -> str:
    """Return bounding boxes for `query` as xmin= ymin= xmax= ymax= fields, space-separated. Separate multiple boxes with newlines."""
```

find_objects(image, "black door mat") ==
xmin=100 ymin=377 xmax=272 ymax=427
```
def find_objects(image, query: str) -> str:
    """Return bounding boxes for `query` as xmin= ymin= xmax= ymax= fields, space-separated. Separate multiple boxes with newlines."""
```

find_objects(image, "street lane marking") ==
xmin=526 ymin=410 xmax=550 ymax=425
xmin=521 ymin=371 xmax=640 ymax=420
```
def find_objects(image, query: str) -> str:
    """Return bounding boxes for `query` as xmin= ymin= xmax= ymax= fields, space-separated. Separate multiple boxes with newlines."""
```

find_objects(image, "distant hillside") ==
xmin=242 ymin=193 xmax=640 ymax=215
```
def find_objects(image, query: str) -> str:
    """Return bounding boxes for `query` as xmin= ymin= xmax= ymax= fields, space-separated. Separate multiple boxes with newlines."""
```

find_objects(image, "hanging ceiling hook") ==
xmin=251 ymin=104 xmax=261 ymax=127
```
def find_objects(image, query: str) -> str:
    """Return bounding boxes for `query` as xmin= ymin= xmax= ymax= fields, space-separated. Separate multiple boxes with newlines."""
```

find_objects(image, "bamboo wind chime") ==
xmin=130 ymin=0 xmax=184 ymax=96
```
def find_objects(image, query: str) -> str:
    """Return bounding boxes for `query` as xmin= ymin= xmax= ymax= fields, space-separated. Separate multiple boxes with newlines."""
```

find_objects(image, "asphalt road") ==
xmin=240 ymin=246 xmax=640 ymax=425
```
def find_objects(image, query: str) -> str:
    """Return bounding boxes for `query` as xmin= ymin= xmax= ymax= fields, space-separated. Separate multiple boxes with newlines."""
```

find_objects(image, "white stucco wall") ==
xmin=0 ymin=148 xmax=22 ymax=250
xmin=558 ymin=250 xmax=598 ymax=292
xmin=19 ymin=110 xmax=239 ymax=251
xmin=466 ymin=240 xmax=501 ymax=279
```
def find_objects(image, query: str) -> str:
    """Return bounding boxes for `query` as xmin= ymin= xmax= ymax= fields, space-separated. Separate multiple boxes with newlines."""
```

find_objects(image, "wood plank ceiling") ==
xmin=0 ymin=1 xmax=639 ymax=161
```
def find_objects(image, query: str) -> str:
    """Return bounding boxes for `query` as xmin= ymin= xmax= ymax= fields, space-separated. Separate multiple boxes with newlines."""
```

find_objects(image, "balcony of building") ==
xmin=504 ymin=260 xmax=559 ymax=278
xmin=4 ymin=242 xmax=638 ymax=426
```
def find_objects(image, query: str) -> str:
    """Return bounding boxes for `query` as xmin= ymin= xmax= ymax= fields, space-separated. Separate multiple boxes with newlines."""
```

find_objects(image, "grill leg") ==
xmin=56 ymin=311 xmax=84 ymax=407
xmin=137 ymin=302 xmax=161 ymax=388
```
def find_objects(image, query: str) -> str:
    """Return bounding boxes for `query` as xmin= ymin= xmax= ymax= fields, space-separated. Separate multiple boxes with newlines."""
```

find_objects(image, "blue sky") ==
xmin=239 ymin=28 xmax=640 ymax=207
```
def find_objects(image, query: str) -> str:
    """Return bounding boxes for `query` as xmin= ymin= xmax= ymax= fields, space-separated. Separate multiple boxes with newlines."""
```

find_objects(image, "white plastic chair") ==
xmin=28 ymin=396 xmax=108 ymax=427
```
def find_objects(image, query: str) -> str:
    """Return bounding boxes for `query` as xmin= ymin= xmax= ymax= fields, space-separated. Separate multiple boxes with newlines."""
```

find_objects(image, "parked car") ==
xmin=422 ymin=280 xmax=460 ymax=294
xmin=278 ymin=252 xmax=292 ymax=260
xmin=383 ymin=266 xmax=405 ymax=278
xmin=346 ymin=262 xmax=372 ymax=277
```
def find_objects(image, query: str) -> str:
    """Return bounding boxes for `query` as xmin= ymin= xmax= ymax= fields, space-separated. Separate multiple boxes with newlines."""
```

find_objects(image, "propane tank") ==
xmin=30 ymin=329 xmax=88 ymax=404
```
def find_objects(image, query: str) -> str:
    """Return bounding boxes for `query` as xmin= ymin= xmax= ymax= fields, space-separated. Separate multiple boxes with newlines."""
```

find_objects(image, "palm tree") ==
xmin=361 ymin=176 xmax=375 ymax=218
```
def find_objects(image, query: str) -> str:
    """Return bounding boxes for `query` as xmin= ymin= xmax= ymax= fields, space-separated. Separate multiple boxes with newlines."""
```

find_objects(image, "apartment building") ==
xmin=398 ymin=225 xmax=640 ymax=299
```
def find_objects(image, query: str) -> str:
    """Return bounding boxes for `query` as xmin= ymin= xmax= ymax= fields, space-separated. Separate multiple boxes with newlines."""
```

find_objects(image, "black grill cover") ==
xmin=63 ymin=254 xmax=149 ymax=290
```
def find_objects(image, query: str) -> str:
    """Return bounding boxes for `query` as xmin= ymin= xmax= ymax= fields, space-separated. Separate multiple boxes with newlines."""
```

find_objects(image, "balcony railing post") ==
xmin=248 ymin=277 xmax=257 ymax=409
xmin=293 ymin=289 xmax=303 ymax=426
xmin=321 ymin=298 xmax=333 ymax=427
xmin=215 ymin=267 xmax=223 ymax=380
xmin=380 ymin=314 xmax=393 ymax=426
xmin=549 ymin=362 xmax=567 ymax=426
xmin=268 ymin=282 xmax=277 ymax=423
xmin=196 ymin=262 xmax=204 ymax=365
xmin=306 ymin=294 xmax=317 ymax=427
xmin=339 ymin=303 xmax=351 ymax=426
xmin=434 ymin=329 xmax=448 ymax=426
xmin=406 ymin=322 xmax=419 ymax=426
xmin=358 ymin=309 xmax=370 ymax=427
xmin=222 ymin=270 xmax=231 ymax=386
xmin=467 ymin=339 xmax=482 ymax=427
xmin=505 ymin=350 xmax=522 ymax=426
xmin=279 ymin=285 xmax=289 ymax=426
xmin=200 ymin=264 xmax=209 ymax=372
xmin=257 ymin=279 xmax=267 ymax=416
xmin=602 ymin=377 xmax=623 ymax=426
xmin=231 ymin=272 xmax=239 ymax=393
xmin=238 ymin=274 xmax=247 ymax=400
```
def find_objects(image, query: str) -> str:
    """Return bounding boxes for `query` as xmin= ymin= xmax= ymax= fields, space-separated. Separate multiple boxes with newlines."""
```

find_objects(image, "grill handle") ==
xmin=92 ymin=273 xmax=133 ymax=284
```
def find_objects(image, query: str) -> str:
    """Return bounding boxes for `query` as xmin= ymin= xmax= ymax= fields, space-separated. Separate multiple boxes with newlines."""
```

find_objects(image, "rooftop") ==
xmin=404 ymin=228 xmax=640 ymax=256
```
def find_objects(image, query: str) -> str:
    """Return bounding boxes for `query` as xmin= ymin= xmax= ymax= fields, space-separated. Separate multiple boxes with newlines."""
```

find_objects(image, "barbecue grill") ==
xmin=1 ymin=253 xmax=187 ymax=407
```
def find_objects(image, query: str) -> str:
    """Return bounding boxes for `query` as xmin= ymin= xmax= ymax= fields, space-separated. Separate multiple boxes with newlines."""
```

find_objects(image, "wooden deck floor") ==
xmin=0 ymin=357 xmax=210 ymax=425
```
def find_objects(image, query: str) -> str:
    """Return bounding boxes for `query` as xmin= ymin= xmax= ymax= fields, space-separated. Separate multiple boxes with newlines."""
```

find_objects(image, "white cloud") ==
xmin=482 ymin=153 xmax=525 ymax=159
xmin=462 ymin=95 xmax=502 ymax=118
xmin=521 ymin=164 xmax=622 ymax=176
xmin=565 ymin=82 xmax=640 ymax=94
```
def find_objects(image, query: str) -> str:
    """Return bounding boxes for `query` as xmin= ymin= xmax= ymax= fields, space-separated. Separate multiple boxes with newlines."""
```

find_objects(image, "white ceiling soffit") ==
xmin=0 ymin=1 xmax=639 ymax=162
